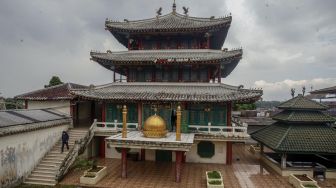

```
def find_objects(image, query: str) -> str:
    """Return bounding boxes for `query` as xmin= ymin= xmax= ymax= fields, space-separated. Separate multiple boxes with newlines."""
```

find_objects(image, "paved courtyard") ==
xmin=60 ymin=144 xmax=336 ymax=188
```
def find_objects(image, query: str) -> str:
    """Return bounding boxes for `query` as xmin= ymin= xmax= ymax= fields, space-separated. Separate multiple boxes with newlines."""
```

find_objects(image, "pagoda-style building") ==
xmin=71 ymin=2 xmax=262 ymax=182
xmin=252 ymin=94 xmax=336 ymax=178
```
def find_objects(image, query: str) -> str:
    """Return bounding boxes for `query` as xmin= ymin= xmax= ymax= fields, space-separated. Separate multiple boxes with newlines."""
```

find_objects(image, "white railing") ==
xmin=188 ymin=123 xmax=248 ymax=137
xmin=92 ymin=119 xmax=139 ymax=132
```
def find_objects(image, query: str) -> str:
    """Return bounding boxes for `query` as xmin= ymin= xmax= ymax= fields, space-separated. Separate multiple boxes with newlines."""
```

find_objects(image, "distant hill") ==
xmin=256 ymin=101 xmax=281 ymax=109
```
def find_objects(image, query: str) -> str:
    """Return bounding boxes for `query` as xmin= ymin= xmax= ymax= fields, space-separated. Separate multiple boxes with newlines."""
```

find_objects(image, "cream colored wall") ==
xmin=186 ymin=141 xmax=227 ymax=164
xmin=105 ymin=146 xmax=140 ymax=159
xmin=28 ymin=100 xmax=71 ymax=115
xmin=0 ymin=124 xmax=69 ymax=188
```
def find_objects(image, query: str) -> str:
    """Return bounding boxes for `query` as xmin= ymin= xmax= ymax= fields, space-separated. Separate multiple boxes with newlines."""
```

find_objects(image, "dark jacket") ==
xmin=62 ymin=131 xmax=69 ymax=143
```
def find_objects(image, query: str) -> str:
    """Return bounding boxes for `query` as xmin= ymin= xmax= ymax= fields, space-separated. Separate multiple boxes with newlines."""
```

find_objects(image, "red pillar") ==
xmin=182 ymin=152 xmax=186 ymax=163
xmin=99 ymin=137 xmax=106 ymax=158
xmin=121 ymin=148 xmax=128 ymax=178
xmin=140 ymin=149 xmax=145 ymax=161
xmin=226 ymin=102 xmax=233 ymax=165
xmin=101 ymin=102 xmax=106 ymax=124
xmin=24 ymin=100 xmax=28 ymax=109
xmin=175 ymin=151 xmax=183 ymax=183
xmin=137 ymin=103 xmax=142 ymax=130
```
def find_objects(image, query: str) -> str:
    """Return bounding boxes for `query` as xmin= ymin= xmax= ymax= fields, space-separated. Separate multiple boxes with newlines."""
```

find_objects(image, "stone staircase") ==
xmin=24 ymin=129 xmax=89 ymax=186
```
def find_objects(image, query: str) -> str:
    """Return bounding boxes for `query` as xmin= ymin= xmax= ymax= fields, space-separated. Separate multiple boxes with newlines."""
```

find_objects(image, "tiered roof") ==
xmin=15 ymin=83 xmax=87 ymax=100
xmin=277 ymin=94 xmax=328 ymax=110
xmin=105 ymin=12 xmax=231 ymax=48
xmin=105 ymin=12 xmax=231 ymax=33
xmin=91 ymin=49 xmax=242 ymax=78
xmin=251 ymin=94 xmax=336 ymax=154
xmin=70 ymin=82 xmax=262 ymax=103
xmin=310 ymin=85 xmax=336 ymax=94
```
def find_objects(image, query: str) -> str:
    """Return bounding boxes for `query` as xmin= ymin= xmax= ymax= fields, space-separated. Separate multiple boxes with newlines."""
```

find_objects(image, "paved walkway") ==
xmin=60 ymin=144 xmax=336 ymax=188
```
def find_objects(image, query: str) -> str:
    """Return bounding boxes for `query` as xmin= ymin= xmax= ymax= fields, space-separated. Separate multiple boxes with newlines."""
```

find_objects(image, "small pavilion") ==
xmin=251 ymin=94 xmax=336 ymax=178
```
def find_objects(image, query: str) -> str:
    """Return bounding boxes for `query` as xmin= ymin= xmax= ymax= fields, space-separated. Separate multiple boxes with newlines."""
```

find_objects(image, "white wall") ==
xmin=0 ymin=124 xmax=69 ymax=188
xmin=105 ymin=146 xmax=140 ymax=159
xmin=186 ymin=141 xmax=227 ymax=164
xmin=28 ymin=100 xmax=71 ymax=115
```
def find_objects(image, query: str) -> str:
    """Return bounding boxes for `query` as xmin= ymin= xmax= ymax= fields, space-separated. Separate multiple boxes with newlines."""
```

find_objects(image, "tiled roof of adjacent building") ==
xmin=70 ymin=82 xmax=262 ymax=103
xmin=251 ymin=123 xmax=336 ymax=154
xmin=15 ymin=83 xmax=87 ymax=100
xmin=105 ymin=12 xmax=231 ymax=33
xmin=251 ymin=94 xmax=336 ymax=154
xmin=0 ymin=109 xmax=71 ymax=136
xmin=272 ymin=110 xmax=336 ymax=123
xmin=310 ymin=85 xmax=336 ymax=94
xmin=277 ymin=94 xmax=328 ymax=110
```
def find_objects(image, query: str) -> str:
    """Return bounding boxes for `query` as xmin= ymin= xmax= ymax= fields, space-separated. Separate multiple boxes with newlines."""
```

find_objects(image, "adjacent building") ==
xmin=251 ymin=94 xmax=336 ymax=178
xmin=0 ymin=109 xmax=71 ymax=187
xmin=15 ymin=83 xmax=92 ymax=127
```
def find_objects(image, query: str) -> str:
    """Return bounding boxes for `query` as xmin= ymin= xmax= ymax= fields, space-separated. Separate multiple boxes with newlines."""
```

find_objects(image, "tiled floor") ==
xmin=60 ymin=144 xmax=336 ymax=188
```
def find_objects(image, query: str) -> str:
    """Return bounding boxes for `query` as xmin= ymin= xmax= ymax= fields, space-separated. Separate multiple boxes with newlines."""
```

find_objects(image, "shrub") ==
xmin=208 ymin=180 xmax=222 ymax=185
xmin=207 ymin=171 xmax=221 ymax=179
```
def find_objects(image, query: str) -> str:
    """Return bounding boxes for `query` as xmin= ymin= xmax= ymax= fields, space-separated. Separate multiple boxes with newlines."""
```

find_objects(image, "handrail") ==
xmin=55 ymin=119 xmax=96 ymax=181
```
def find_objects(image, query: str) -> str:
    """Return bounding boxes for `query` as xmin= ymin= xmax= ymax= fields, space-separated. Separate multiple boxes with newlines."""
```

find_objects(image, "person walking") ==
xmin=61 ymin=130 xmax=69 ymax=153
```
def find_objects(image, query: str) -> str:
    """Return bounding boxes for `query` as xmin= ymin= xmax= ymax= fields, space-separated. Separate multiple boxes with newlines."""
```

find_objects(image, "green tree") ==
xmin=233 ymin=103 xmax=257 ymax=111
xmin=45 ymin=76 xmax=63 ymax=88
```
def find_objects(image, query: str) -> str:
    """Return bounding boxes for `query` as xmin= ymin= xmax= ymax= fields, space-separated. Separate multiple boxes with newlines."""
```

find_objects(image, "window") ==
xmin=197 ymin=141 xmax=215 ymax=158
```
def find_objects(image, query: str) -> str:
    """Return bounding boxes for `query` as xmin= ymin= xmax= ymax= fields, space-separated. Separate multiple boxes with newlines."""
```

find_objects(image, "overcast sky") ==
xmin=0 ymin=0 xmax=335 ymax=100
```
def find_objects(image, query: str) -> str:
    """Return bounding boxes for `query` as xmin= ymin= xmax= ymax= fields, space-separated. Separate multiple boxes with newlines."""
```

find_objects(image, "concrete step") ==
xmin=44 ymin=156 xmax=65 ymax=160
xmin=32 ymin=170 xmax=57 ymax=175
xmin=36 ymin=166 xmax=58 ymax=171
xmin=49 ymin=151 xmax=69 ymax=154
xmin=24 ymin=181 xmax=56 ymax=186
xmin=30 ymin=173 xmax=55 ymax=179
xmin=25 ymin=177 xmax=56 ymax=184
xmin=40 ymin=160 xmax=62 ymax=164
xmin=46 ymin=153 xmax=67 ymax=158
xmin=38 ymin=163 xmax=58 ymax=168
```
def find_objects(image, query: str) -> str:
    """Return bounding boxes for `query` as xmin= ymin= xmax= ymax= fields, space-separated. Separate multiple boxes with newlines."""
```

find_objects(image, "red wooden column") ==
xmin=121 ymin=148 xmax=128 ymax=178
xmin=24 ymin=100 xmax=28 ymax=109
xmin=175 ymin=151 xmax=183 ymax=182
xmin=226 ymin=102 xmax=233 ymax=165
xmin=101 ymin=102 xmax=106 ymax=124
xmin=138 ymin=102 xmax=146 ymax=161
xmin=99 ymin=137 xmax=106 ymax=158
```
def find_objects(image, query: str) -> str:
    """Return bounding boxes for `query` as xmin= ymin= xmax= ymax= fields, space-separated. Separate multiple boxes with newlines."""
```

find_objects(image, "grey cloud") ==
xmin=0 ymin=0 xmax=335 ymax=100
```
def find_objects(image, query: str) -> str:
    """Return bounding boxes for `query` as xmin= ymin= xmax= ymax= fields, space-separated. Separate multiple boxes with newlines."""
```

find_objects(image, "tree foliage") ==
xmin=45 ymin=76 xmax=63 ymax=88
xmin=233 ymin=103 xmax=256 ymax=111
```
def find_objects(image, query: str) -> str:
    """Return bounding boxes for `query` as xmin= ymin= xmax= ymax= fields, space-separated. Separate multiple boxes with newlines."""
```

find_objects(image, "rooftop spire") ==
xmin=172 ymin=0 xmax=176 ymax=13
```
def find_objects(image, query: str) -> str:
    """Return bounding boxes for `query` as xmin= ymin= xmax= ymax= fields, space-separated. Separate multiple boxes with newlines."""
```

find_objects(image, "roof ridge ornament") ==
xmin=182 ymin=6 xmax=189 ymax=16
xmin=172 ymin=0 xmax=177 ymax=14
xmin=156 ymin=7 xmax=162 ymax=18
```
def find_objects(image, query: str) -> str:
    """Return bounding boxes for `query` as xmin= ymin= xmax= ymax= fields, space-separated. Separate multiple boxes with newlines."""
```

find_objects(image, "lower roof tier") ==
xmin=90 ymin=49 xmax=242 ymax=78
xmin=251 ymin=123 xmax=336 ymax=154
xmin=70 ymin=82 xmax=262 ymax=103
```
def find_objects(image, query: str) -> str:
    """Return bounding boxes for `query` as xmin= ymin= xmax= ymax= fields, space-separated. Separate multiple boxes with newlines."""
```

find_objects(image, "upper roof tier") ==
xmin=105 ymin=12 xmax=231 ymax=33
xmin=277 ymin=94 xmax=328 ymax=110
xmin=90 ymin=49 xmax=242 ymax=78
xmin=105 ymin=12 xmax=231 ymax=48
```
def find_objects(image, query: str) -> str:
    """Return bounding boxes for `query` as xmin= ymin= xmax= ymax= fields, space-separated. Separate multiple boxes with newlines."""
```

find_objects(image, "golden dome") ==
xmin=143 ymin=115 xmax=167 ymax=138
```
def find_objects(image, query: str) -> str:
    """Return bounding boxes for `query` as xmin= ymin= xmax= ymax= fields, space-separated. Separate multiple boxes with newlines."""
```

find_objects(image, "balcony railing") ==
xmin=93 ymin=119 xmax=139 ymax=132
xmin=189 ymin=122 xmax=248 ymax=138
xmin=91 ymin=119 xmax=248 ymax=138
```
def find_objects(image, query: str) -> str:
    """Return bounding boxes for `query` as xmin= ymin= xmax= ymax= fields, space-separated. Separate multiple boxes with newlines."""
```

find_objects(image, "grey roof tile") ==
xmin=70 ymin=82 xmax=262 ymax=103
